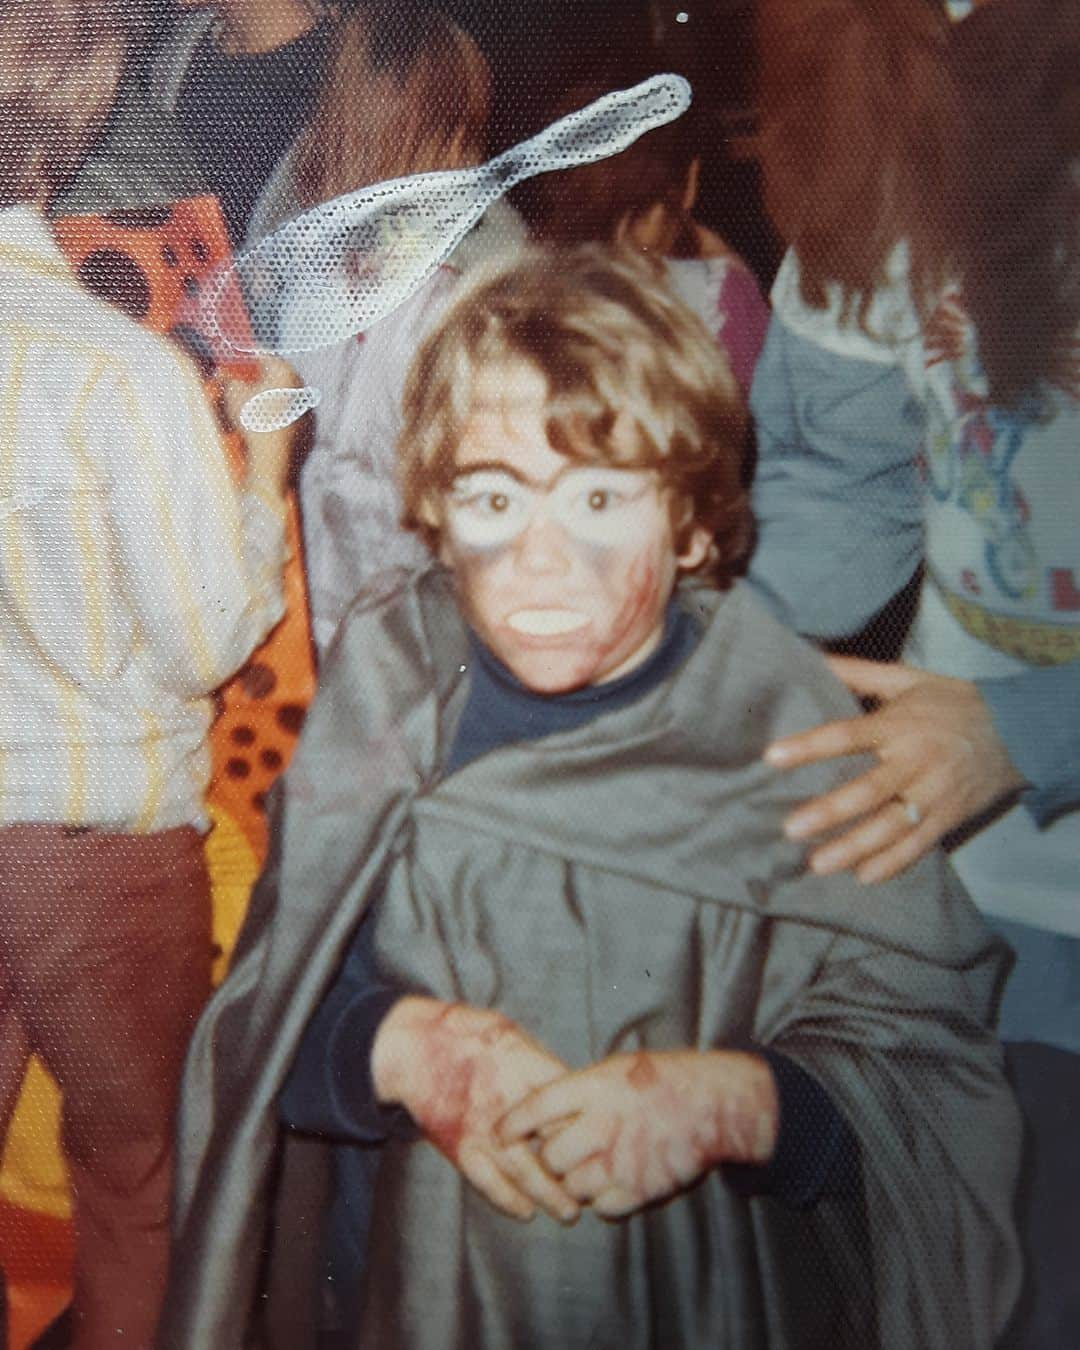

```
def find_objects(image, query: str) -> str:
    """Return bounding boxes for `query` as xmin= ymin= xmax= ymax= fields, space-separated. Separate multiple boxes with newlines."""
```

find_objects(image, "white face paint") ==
xmin=445 ymin=466 xmax=660 ymax=551
xmin=438 ymin=364 xmax=710 ymax=695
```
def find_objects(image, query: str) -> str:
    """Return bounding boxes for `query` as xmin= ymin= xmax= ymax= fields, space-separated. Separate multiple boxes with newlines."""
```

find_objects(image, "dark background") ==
xmin=142 ymin=0 xmax=780 ymax=284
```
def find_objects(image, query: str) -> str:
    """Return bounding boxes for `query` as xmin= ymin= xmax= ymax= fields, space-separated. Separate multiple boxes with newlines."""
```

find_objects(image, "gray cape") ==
xmin=158 ymin=568 xmax=1020 ymax=1349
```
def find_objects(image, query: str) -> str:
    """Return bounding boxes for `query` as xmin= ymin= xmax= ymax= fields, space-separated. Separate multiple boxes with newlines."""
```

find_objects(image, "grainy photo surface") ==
xmin=0 ymin=2 xmax=1075 ymax=1348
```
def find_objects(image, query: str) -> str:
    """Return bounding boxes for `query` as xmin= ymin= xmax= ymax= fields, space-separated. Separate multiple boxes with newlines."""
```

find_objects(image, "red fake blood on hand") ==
xmin=413 ymin=1006 xmax=512 ymax=1162
xmin=710 ymin=1064 xmax=778 ymax=1164
xmin=623 ymin=1054 xmax=682 ymax=1196
xmin=422 ymin=1052 xmax=476 ymax=1162
xmin=625 ymin=1052 xmax=659 ymax=1090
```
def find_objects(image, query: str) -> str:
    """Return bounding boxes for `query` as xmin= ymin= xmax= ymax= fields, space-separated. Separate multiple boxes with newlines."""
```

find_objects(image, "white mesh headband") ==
xmin=208 ymin=74 xmax=692 ymax=431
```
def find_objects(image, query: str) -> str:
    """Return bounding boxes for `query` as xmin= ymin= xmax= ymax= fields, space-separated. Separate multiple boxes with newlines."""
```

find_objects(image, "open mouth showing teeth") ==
xmin=506 ymin=609 xmax=589 ymax=636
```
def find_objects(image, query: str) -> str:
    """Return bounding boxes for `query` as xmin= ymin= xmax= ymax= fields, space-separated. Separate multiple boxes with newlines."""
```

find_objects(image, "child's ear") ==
xmin=676 ymin=524 xmax=712 ymax=573
xmin=437 ymin=534 xmax=456 ymax=569
xmin=681 ymin=157 xmax=702 ymax=214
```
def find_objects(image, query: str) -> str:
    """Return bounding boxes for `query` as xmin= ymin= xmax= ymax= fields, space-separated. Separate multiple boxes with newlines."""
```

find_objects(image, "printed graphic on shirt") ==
xmin=917 ymin=288 xmax=1079 ymax=663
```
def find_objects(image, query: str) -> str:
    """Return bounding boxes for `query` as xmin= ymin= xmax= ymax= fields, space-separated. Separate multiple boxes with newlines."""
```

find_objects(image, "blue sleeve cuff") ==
xmin=279 ymin=986 xmax=416 ymax=1143
xmin=724 ymin=1050 xmax=861 ymax=1210
xmin=977 ymin=663 xmax=1080 ymax=825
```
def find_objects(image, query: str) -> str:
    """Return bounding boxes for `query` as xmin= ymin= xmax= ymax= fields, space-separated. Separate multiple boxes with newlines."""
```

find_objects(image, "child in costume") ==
xmin=161 ymin=248 xmax=1020 ymax=1350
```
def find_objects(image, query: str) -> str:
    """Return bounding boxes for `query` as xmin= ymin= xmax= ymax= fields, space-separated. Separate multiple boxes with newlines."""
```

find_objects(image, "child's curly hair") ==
xmin=398 ymin=245 xmax=752 ymax=586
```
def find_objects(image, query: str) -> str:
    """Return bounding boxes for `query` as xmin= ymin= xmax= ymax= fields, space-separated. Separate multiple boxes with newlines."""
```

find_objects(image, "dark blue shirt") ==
xmin=174 ymin=18 xmax=332 ymax=243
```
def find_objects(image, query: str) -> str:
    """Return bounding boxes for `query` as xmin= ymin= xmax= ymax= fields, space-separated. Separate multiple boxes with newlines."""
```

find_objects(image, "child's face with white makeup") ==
xmin=439 ymin=363 xmax=711 ymax=695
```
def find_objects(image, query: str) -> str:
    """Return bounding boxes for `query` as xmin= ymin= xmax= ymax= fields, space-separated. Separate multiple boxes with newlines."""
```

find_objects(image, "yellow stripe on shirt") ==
xmin=177 ymin=362 xmax=257 ymax=622
xmin=115 ymin=367 xmax=217 ymax=688
xmin=135 ymin=704 xmax=165 ymax=833
xmin=66 ymin=359 xmax=110 ymax=680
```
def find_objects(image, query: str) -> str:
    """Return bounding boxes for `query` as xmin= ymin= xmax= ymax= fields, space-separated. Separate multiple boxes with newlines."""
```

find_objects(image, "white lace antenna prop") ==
xmin=239 ymin=385 xmax=322 ymax=432
xmin=201 ymin=74 xmax=692 ymax=356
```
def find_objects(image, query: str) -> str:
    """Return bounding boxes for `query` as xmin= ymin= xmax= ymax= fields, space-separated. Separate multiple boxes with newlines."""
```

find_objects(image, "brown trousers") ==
xmin=0 ymin=825 xmax=212 ymax=1350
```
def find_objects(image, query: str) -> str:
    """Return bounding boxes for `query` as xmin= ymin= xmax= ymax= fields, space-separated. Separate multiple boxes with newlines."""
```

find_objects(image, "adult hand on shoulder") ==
xmin=498 ymin=1050 xmax=778 ymax=1219
xmin=765 ymin=656 xmax=1026 ymax=883
xmin=371 ymin=996 xmax=580 ymax=1225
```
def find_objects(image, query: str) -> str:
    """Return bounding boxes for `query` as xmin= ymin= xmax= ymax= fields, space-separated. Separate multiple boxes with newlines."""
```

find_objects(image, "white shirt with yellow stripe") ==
xmin=0 ymin=206 xmax=286 ymax=833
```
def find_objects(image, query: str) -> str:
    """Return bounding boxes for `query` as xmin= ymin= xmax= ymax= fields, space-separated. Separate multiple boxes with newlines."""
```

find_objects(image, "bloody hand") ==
xmin=371 ymin=996 xmax=579 ymax=1223
xmin=497 ymin=1050 xmax=779 ymax=1219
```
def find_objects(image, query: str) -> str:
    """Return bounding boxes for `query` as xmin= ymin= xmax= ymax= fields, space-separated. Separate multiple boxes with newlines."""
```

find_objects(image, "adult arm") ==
xmin=978 ymin=661 xmax=1080 ymax=824
xmin=746 ymin=313 xmax=925 ymax=639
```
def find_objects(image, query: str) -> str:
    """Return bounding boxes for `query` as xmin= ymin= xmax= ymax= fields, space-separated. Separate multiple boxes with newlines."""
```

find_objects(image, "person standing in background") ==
xmin=747 ymin=2 xmax=1079 ymax=1343
xmin=288 ymin=1 xmax=526 ymax=656
xmin=141 ymin=0 xmax=346 ymax=242
xmin=0 ymin=3 xmax=293 ymax=1343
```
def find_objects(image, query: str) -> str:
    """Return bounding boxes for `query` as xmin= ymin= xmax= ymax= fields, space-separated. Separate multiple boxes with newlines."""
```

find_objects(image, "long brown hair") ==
xmin=757 ymin=0 xmax=1079 ymax=404
xmin=0 ymin=0 xmax=131 ymax=207
xmin=757 ymin=0 xmax=956 ymax=325
xmin=949 ymin=0 xmax=1080 ymax=404
xmin=292 ymin=1 xmax=491 ymax=209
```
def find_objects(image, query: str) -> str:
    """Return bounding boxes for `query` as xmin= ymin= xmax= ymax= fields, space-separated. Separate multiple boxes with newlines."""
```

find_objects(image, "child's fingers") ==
xmin=562 ymin=1156 xmax=613 ymax=1204
xmin=591 ymin=1185 xmax=641 ymax=1219
xmin=539 ymin=1116 xmax=607 ymax=1178
xmin=497 ymin=1143 xmax=579 ymax=1224
xmin=458 ymin=1143 xmax=535 ymax=1221
xmin=498 ymin=1076 xmax=588 ymax=1145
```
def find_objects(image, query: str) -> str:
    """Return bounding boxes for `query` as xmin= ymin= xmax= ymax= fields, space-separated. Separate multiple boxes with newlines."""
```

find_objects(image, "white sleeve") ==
xmin=96 ymin=343 xmax=287 ymax=697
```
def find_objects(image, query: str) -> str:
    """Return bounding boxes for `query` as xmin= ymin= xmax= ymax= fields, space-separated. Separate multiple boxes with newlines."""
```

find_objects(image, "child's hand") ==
xmin=218 ymin=355 xmax=301 ymax=434
xmin=219 ymin=357 xmax=303 ymax=499
xmin=498 ymin=1049 xmax=779 ymax=1219
xmin=371 ymin=996 xmax=580 ymax=1225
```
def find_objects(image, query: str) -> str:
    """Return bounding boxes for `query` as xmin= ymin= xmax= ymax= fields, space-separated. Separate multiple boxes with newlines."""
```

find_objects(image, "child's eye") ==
xmin=587 ymin=489 xmax=611 ymax=511
xmin=486 ymin=492 xmax=510 ymax=514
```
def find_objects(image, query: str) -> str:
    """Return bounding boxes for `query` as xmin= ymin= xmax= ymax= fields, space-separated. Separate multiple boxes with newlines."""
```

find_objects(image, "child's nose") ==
xmin=514 ymin=511 xmax=572 ymax=575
